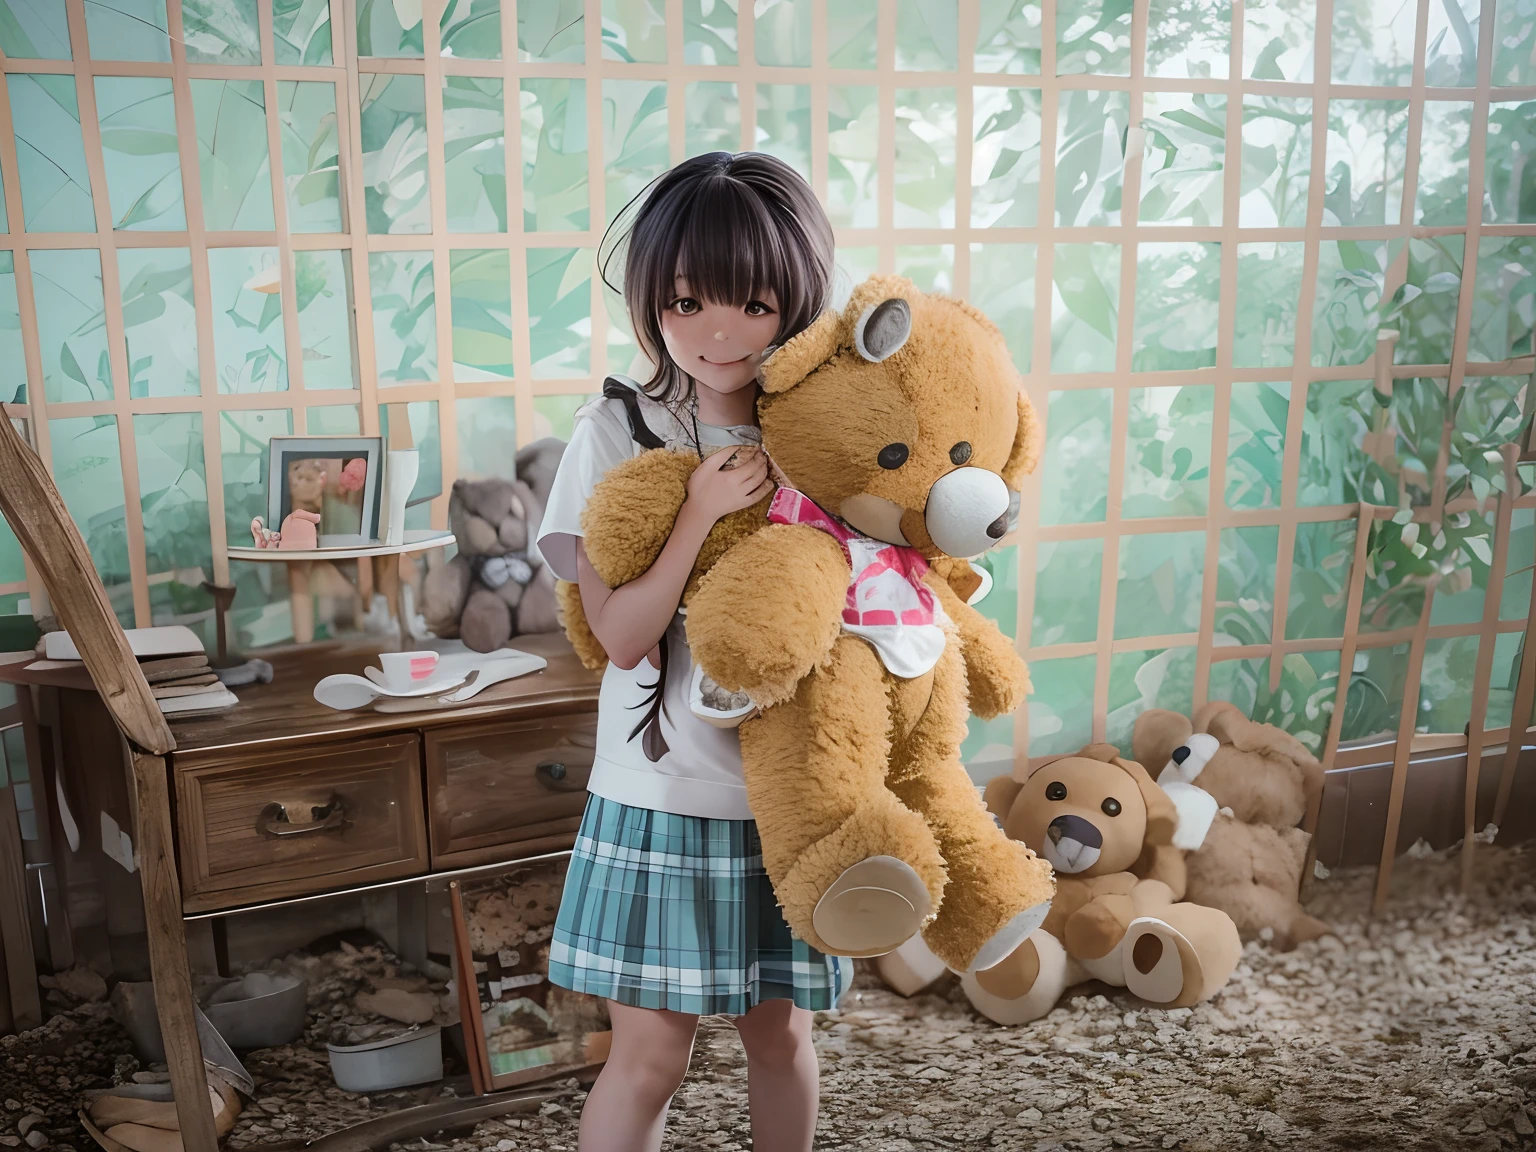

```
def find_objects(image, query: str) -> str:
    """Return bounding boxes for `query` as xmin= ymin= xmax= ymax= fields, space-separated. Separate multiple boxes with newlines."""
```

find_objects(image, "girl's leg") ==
xmin=733 ymin=999 xmax=820 ymax=1152
xmin=579 ymin=1001 xmax=699 ymax=1152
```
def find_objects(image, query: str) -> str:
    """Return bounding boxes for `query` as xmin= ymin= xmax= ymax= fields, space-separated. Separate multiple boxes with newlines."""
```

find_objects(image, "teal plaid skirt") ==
xmin=548 ymin=794 xmax=850 ymax=1015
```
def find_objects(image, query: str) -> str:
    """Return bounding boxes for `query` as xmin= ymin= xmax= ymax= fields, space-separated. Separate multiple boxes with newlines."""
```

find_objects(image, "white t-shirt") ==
xmin=537 ymin=377 xmax=761 ymax=820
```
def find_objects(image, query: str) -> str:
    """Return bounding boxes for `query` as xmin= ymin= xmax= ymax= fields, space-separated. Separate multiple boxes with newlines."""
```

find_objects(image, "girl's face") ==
xmin=660 ymin=276 xmax=780 ymax=396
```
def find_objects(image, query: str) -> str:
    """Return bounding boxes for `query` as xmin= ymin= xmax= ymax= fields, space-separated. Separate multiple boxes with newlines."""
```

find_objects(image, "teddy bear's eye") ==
xmin=949 ymin=441 xmax=972 ymax=465
xmin=878 ymin=443 xmax=909 ymax=470
xmin=1045 ymin=781 xmax=1066 ymax=801
xmin=1101 ymin=797 xmax=1122 ymax=817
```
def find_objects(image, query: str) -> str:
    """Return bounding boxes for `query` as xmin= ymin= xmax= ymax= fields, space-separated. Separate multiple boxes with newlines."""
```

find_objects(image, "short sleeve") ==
xmin=536 ymin=402 xmax=635 ymax=582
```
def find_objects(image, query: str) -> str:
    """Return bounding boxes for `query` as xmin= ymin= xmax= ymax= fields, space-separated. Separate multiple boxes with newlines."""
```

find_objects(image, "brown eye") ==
xmin=674 ymin=298 xmax=700 ymax=315
xmin=1045 ymin=781 xmax=1066 ymax=801
xmin=878 ymin=443 xmax=909 ymax=470
xmin=1101 ymin=797 xmax=1121 ymax=817
xmin=745 ymin=300 xmax=772 ymax=316
xmin=950 ymin=441 xmax=972 ymax=465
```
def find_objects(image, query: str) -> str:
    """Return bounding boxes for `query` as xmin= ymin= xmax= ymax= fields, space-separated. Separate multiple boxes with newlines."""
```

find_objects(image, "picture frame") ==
xmin=265 ymin=436 xmax=385 ymax=545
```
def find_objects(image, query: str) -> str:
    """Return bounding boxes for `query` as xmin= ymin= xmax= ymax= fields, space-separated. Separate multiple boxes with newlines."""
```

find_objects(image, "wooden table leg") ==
xmin=374 ymin=556 xmax=406 ymax=651
xmin=288 ymin=560 xmax=315 ymax=644
xmin=131 ymin=750 xmax=218 ymax=1152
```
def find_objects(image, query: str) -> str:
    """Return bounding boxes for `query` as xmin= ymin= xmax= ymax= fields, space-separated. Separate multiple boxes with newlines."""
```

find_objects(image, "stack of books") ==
xmin=35 ymin=626 xmax=239 ymax=718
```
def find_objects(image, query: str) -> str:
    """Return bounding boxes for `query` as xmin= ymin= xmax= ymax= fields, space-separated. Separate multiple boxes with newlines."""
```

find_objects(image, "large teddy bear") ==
xmin=1133 ymin=702 xmax=1330 ymax=950
xmin=424 ymin=438 xmax=565 ymax=652
xmin=561 ymin=275 xmax=1056 ymax=974
xmin=878 ymin=745 xmax=1240 ymax=1025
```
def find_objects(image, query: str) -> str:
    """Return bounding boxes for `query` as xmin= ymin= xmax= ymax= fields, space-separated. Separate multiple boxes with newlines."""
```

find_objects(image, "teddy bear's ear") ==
xmin=1118 ymin=756 xmax=1179 ymax=846
xmin=759 ymin=308 xmax=846 ymax=395
xmin=853 ymin=297 xmax=912 ymax=362
xmin=1193 ymin=699 xmax=1245 ymax=741
xmin=1132 ymin=709 xmax=1194 ymax=778
xmin=982 ymin=775 xmax=1023 ymax=823
xmin=1001 ymin=390 xmax=1044 ymax=489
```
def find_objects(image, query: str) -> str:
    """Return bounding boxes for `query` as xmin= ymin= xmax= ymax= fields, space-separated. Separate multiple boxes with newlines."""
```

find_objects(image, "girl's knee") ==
xmin=735 ymin=1001 xmax=815 ymax=1065
xmin=621 ymin=1045 xmax=692 ymax=1107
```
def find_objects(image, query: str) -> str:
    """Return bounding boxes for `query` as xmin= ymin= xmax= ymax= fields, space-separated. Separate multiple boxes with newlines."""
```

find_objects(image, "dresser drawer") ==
xmin=175 ymin=733 xmax=427 ymax=913
xmin=426 ymin=711 xmax=595 ymax=869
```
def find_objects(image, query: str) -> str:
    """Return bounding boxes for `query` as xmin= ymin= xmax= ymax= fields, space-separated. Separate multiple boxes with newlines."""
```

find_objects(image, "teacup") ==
xmin=377 ymin=650 xmax=440 ymax=692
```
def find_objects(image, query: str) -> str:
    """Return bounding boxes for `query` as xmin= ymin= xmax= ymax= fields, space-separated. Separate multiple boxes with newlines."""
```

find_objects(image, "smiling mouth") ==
xmin=700 ymin=353 xmax=749 ymax=366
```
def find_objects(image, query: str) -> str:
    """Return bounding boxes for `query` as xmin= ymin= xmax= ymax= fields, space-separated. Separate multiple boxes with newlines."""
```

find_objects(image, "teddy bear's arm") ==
xmin=578 ymin=448 xmax=698 ymax=590
xmin=684 ymin=523 xmax=849 ymax=707
xmin=925 ymin=573 xmax=1031 ymax=719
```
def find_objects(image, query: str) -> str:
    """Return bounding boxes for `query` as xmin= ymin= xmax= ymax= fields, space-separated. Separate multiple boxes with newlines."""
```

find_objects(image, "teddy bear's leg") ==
xmin=874 ymin=933 xmax=950 ymax=997
xmin=959 ymin=930 xmax=1077 ymax=1025
xmin=740 ymin=635 xmax=947 ymax=958
xmin=886 ymin=643 xmax=1055 ymax=974
xmin=460 ymin=585 xmax=514 ymax=653
xmin=1122 ymin=904 xmax=1242 ymax=1009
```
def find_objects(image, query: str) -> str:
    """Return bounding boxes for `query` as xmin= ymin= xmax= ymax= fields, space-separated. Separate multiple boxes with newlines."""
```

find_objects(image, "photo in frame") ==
xmin=265 ymin=436 xmax=385 ymax=545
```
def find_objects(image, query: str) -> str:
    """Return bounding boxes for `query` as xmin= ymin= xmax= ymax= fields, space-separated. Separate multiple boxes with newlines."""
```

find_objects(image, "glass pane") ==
xmin=0 ymin=255 xmax=23 ymax=405
xmin=1027 ymin=654 xmax=1097 ymax=756
xmin=1485 ymin=101 xmax=1536 ymax=224
xmin=1107 ymin=647 xmax=1196 ymax=754
xmin=1332 ymin=0 xmax=1415 ymax=85
xmin=1269 ymin=651 xmax=1339 ymax=755
xmin=1502 ymin=507 xmax=1534 ymax=621
xmin=828 ymin=86 xmax=879 ymax=228
xmin=1226 ymin=381 xmax=1289 ymax=510
xmin=977 ymin=0 xmax=1042 ymax=73
xmin=1138 ymin=93 xmax=1224 ymax=226
xmin=1041 ymin=388 xmax=1111 ymax=524
xmin=1 ymin=0 xmax=70 ymax=57
xmin=86 ymin=0 xmax=168 ymax=61
xmin=1468 ymin=236 xmax=1535 ymax=363
xmin=521 ymin=79 xmax=589 ymax=233
xmin=1417 ymin=102 xmax=1473 ymax=226
xmin=521 ymin=0 xmax=583 ymax=61
xmin=894 ymin=88 xmax=956 ymax=228
xmin=1058 ymin=0 xmax=1132 ymax=75
xmin=685 ymin=0 xmax=737 ymax=64
xmin=1147 ymin=0 xmax=1229 ymax=78
xmin=685 ymin=81 xmax=740 ymax=156
xmin=277 ymin=81 xmax=343 ymax=233
xmin=896 ymin=245 xmax=953 ymax=293
xmin=1114 ymin=531 xmax=1205 ymax=639
xmin=209 ymin=247 xmax=287 ymax=394
xmin=1123 ymin=385 xmax=1213 ymax=517
xmin=833 ymin=246 xmax=879 ymax=309
xmin=1423 ymin=0 xmax=1480 ymax=86
xmin=1430 ymin=509 xmax=1493 ymax=626
xmin=294 ymin=250 xmax=355 ymax=391
xmin=380 ymin=401 xmax=441 ymax=506
xmin=1234 ymin=242 xmax=1304 ymax=367
xmin=533 ymin=392 xmax=596 ymax=441
xmin=1057 ymin=90 xmax=1128 ymax=226
xmin=829 ymin=0 xmax=878 ymax=67
xmin=1051 ymin=243 xmax=1119 ymax=373
xmin=1217 ymin=525 xmax=1277 ymax=646
xmin=370 ymin=251 xmax=437 ymax=385
xmin=441 ymin=0 xmax=501 ymax=58
xmin=120 ymin=247 xmax=198 ymax=399
xmin=273 ymin=0 xmax=333 ymax=64
xmin=1244 ymin=0 xmax=1313 ymax=79
xmin=604 ymin=79 xmax=668 ymax=224
xmin=450 ymin=248 xmax=513 ymax=381
xmin=1492 ymin=0 xmax=1536 ymax=85
xmin=756 ymin=84 xmax=811 ymax=176
xmin=1239 ymin=96 xmax=1310 ymax=227
xmin=528 ymin=247 xmax=591 ymax=378
xmin=1361 ymin=516 xmax=1434 ymax=631
xmin=1033 ymin=538 xmax=1102 ymax=646
xmin=974 ymin=545 xmax=1018 ymax=637
xmin=357 ymin=0 xmax=423 ymax=56
xmin=307 ymin=404 xmax=359 ymax=435
xmin=1286 ymin=519 xmax=1356 ymax=639
xmin=9 ymin=75 xmax=95 ymax=233
xmin=0 ymin=482 xmax=23 ymax=581
xmin=1324 ymin=100 xmax=1408 ymax=226
xmin=181 ymin=0 xmax=259 ymax=62
xmin=31 ymin=249 xmax=113 ymax=403
xmin=1208 ymin=656 xmax=1269 ymax=717
xmin=972 ymin=86 xmax=1042 ymax=227
xmin=1341 ymin=643 xmax=1410 ymax=742
xmin=191 ymin=79 xmax=275 ymax=232
xmin=758 ymin=0 xmax=811 ymax=65
xmin=1132 ymin=242 xmax=1219 ymax=371
xmin=896 ymin=0 xmax=957 ymax=69
xmin=443 ymin=77 xmax=506 ymax=233
xmin=605 ymin=282 xmax=640 ymax=381
xmin=1299 ymin=377 xmax=1383 ymax=506
xmin=603 ymin=0 xmax=666 ymax=62
xmin=1394 ymin=236 xmax=1462 ymax=367
xmin=95 ymin=77 xmax=185 ymax=232
xmin=1485 ymin=632 xmax=1523 ymax=731
xmin=456 ymin=395 xmax=517 ymax=480
xmin=970 ymin=242 xmax=1035 ymax=372
xmin=135 ymin=412 xmax=211 ymax=581
xmin=1311 ymin=238 xmax=1402 ymax=367
xmin=962 ymin=713 xmax=1015 ymax=783
xmin=361 ymin=74 xmax=430 ymax=234
xmin=50 ymin=415 xmax=132 ymax=624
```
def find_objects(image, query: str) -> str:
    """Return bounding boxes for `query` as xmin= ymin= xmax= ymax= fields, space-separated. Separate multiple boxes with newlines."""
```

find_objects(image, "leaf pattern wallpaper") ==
xmin=0 ymin=0 xmax=1528 ymax=765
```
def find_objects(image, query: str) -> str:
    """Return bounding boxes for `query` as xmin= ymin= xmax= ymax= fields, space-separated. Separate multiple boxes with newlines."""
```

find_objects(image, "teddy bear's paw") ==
xmin=965 ymin=899 xmax=1053 ymax=974
xmin=811 ymin=856 xmax=932 ymax=958
xmin=1124 ymin=910 xmax=1242 ymax=1009
xmin=873 ymin=934 xmax=949 ymax=997
xmin=960 ymin=929 xmax=1070 ymax=1026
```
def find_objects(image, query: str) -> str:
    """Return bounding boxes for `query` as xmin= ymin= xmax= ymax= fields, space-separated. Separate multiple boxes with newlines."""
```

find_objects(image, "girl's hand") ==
xmin=685 ymin=447 xmax=774 ymax=524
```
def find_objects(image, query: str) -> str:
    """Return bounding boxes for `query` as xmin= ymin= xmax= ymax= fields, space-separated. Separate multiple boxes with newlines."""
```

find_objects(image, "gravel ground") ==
xmin=3 ymin=842 xmax=1533 ymax=1152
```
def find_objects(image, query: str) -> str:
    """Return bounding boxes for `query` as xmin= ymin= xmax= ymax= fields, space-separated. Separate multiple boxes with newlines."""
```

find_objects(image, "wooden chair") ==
xmin=0 ymin=417 xmax=219 ymax=1151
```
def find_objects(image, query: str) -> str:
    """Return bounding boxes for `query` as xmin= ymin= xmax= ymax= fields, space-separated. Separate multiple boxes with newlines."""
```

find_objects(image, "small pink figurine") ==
xmin=250 ymin=517 xmax=280 ymax=548
xmin=277 ymin=509 xmax=322 ymax=550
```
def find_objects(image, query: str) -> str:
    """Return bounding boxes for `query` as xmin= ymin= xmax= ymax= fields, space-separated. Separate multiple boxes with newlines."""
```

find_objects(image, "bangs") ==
xmin=672 ymin=177 xmax=790 ymax=311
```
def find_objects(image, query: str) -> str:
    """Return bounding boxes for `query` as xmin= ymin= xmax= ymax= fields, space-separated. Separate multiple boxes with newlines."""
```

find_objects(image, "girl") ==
xmin=536 ymin=152 xmax=842 ymax=1152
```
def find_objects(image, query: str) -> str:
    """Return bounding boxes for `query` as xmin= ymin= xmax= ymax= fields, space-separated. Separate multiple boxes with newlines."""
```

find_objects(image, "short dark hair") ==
xmin=599 ymin=151 xmax=835 ymax=405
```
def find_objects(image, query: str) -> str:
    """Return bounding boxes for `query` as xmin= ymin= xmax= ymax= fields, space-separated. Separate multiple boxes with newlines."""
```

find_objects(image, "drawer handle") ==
xmin=256 ymin=797 xmax=350 ymax=838
xmin=535 ymin=761 xmax=581 ymax=793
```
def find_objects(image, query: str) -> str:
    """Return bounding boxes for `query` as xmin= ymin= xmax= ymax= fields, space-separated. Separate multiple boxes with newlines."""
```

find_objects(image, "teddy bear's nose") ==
xmin=1172 ymin=745 xmax=1191 ymax=765
xmin=986 ymin=513 xmax=1008 ymax=539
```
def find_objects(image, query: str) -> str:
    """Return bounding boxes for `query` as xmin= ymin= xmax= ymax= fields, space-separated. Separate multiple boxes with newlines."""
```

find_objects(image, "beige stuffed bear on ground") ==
xmin=1133 ymin=702 xmax=1330 ymax=950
